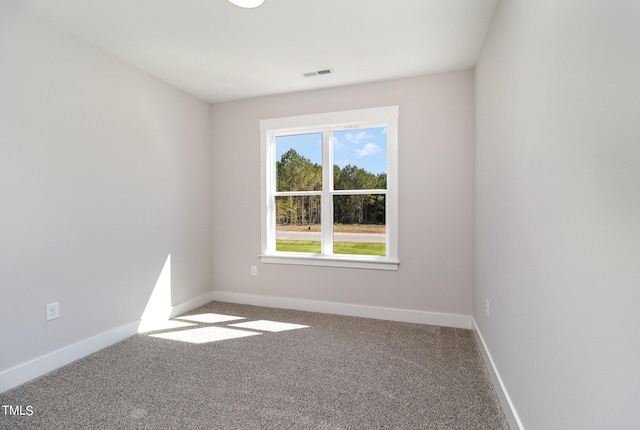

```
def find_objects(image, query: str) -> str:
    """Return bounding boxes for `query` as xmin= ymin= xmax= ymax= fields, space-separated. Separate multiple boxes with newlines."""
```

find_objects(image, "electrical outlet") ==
xmin=251 ymin=266 xmax=257 ymax=276
xmin=485 ymin=299 xmax=490 ymax=319
xmin=46 ymin=302 xmax=60 ymax=321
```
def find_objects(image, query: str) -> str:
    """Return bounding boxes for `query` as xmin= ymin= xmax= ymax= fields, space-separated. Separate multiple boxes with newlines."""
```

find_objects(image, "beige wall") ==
xmin=475 ymin=0 xmax=640 ymax=428
xmin=0 ymin=2 xmax=212 ymax=374
xmin=211 ymin=71 xmax=475 ymax=316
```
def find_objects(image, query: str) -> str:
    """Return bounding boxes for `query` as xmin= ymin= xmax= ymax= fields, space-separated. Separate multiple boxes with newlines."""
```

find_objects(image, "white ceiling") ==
xmin=4 ymin=0 xmax=498 ymax=103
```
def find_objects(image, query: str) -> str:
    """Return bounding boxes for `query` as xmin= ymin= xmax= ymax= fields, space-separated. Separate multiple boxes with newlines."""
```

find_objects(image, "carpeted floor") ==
xmin=0 ymin=302 xmax=509 ymax=429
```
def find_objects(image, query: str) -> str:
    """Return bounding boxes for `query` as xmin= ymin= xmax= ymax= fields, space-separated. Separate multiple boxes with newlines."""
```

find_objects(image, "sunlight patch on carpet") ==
xmin=149 ymin=326 xmax=261 ymax=344
xmin=138 ymin=319 xmax=196 ymax=333
xmin=176 ymin=313 xmax=246 ymax=324
xmin=228 ymin=320 xmax=309 ymax=332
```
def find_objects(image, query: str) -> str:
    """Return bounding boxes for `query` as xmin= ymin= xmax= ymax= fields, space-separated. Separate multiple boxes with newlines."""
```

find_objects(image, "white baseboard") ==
xmin=168 ymin=291 xmax=215 ymax=319
xmin=0 ymin=291 xmax=215 ymax=394
xmin=211 ymin=291 xmax=473 ymax=329
xmin=0 ymin=321 xmax=139 ymax=394
xmin=472 ymin=318 xmax=525 ymax=430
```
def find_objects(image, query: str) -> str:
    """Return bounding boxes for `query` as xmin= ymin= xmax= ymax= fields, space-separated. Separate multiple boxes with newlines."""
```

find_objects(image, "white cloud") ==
xmin=332 ymin=136 xmax=345 ymax=150
xmin=345 ymin=131 xmax=372 ymax=144
xmin=356 ymin=143 xmax=381 ymax=157
xmin=334 ymin=158 xmax=350 ymax=167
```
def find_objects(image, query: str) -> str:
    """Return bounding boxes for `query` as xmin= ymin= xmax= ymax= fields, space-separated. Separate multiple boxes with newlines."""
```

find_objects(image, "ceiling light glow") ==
xmin=227 ymin=0 xmax=264 ymax=8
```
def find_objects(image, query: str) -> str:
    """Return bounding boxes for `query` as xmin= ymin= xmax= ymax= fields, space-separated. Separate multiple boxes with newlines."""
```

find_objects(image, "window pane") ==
xmin=276 ymin=133 xmax=323 ymax=192
xmin=332 ymin=127 xmax=387 ymax=190
xmin=275 ymin=196 xmax=321 ymax=253
xmin=333 ymin=194 xmax=385 ymax=256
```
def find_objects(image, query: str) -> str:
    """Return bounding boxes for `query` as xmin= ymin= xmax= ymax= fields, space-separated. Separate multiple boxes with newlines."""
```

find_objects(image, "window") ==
xmin=260 ymin=106 xmax=398 ymax=270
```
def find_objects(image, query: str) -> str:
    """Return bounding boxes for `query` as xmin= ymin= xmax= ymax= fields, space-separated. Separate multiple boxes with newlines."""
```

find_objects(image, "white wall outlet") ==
xmin=46 ymin=302 xmax=60 ymax=321
xmin=485 ymin=299 xmax=490 ymax=319
xmin=251 ymin=266 xmax=257 ymax=276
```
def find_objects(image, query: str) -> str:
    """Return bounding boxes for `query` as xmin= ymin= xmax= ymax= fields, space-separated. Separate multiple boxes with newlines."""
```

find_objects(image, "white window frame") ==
xmin=260 ymin=106 xmax=399 ymax=271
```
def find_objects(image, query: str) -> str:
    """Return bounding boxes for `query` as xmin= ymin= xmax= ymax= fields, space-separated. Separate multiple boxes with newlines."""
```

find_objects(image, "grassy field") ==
xmin=276 ymin=240 xmax=385 ymax=256
xmin=276 ymin=224 xmax=385 ymax=256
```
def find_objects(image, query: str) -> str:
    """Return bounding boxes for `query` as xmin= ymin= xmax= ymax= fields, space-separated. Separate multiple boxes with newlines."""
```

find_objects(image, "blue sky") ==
xmin=276 ymin=127 xmax=387 ymax=175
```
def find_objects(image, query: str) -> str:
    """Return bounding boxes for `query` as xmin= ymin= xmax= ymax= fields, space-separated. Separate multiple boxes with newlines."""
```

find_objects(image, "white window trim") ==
xmin=259 ymin=106 xmax=399 ymax=271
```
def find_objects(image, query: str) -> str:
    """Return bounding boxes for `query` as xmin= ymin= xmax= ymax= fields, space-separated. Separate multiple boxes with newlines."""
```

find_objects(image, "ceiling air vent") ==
xmin=303 ymin=68 xmax=334 ymax=78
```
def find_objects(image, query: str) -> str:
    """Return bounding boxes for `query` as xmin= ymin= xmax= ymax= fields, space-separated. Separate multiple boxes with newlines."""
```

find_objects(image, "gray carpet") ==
xmin=0 ymin=302 xmax=509 ymax=429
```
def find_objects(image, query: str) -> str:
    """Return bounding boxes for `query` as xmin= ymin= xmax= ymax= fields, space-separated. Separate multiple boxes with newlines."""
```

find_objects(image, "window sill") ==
xmin=259 ymin=254 xmax=399 ymax=271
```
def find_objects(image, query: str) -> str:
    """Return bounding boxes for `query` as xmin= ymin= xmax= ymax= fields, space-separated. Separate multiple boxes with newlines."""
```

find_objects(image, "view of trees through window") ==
xmin=274 ymin=127 xmax=387 ymax=256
